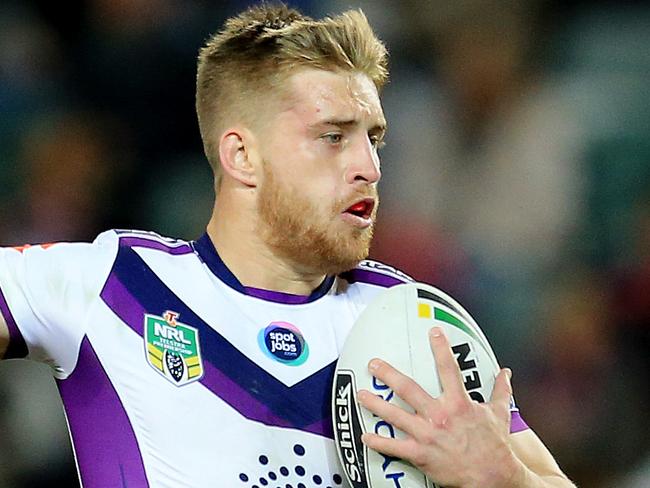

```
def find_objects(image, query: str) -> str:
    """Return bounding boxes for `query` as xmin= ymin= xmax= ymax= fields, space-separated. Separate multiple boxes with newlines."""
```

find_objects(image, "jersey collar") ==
xmin=192 ymin=233 xmax=335 ymax=305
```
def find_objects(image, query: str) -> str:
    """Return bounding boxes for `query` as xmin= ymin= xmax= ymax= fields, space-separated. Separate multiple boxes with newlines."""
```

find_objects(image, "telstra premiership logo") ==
xmin=144 ymin=311 xmax=203 ymax=386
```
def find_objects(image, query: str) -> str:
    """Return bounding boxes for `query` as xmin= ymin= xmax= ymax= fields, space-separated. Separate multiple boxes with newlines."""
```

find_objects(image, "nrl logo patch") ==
xmin=144 ymin=311 xmax=203 ymax=386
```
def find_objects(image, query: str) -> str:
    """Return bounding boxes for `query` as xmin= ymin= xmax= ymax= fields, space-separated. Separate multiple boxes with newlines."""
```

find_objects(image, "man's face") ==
xmin=255 ymin=68 xmax=386 ymax=276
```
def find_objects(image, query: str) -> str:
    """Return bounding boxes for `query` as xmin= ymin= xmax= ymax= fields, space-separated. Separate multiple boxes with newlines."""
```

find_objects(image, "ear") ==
xmin=218 ymin=128 xmax=259 ymax=187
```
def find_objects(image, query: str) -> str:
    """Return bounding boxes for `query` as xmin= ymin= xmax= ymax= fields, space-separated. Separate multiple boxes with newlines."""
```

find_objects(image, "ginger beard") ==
xmin=257 ymin=162 xmax=378 ymax=276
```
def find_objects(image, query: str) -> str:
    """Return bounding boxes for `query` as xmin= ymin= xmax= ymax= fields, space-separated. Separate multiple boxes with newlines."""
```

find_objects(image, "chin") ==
xmin=310 ymin=231 xmax=373 ymax=276
xmin=317 ymin=255 xmax=365 ymax=276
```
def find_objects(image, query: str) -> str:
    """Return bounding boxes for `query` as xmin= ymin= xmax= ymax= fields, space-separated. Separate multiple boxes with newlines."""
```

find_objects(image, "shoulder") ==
xmin=3 ymin=230 xmax=121 ymax=274
xmin=26 ymin=229 xmax=194 ymax=265
xmin=17 ymin=229 xmax=195 ymax=280
xmin=111 ymin=229 xmax=194 ymax=255
xmin=338 ymin=259 xmax=414 ymax=289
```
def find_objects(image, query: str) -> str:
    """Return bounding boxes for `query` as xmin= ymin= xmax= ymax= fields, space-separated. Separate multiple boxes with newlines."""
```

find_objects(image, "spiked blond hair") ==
xmin=196 ymin=3 xmax=388 ymax=178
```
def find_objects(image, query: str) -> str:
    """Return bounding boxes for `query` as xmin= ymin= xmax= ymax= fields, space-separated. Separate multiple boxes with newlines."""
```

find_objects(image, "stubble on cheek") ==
xmin=256 ymin=164 xmax=375 ymax=275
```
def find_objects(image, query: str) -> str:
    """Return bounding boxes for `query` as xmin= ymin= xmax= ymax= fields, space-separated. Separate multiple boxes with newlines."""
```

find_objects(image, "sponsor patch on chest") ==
xmin=257 ymin=321 xmax=309 ymax=366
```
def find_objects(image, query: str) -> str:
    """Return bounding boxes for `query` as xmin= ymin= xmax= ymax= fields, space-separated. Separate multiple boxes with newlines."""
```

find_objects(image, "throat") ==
xmin=211 ymin=232 xmax=328 ymax=296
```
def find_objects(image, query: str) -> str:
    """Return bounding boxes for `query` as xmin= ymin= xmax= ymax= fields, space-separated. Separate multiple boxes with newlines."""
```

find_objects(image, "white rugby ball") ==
xmin=332 ymin=282 xmax=500 ymax=488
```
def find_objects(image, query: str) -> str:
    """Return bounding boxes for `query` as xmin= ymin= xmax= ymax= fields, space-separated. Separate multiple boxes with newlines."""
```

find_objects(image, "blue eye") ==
xmin=323 ymin=133 xmax=343 ymax=144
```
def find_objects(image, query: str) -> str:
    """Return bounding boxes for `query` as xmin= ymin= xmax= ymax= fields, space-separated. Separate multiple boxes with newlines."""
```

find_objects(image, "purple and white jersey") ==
xmin=0 ymin=229 xmax=527 ymax=487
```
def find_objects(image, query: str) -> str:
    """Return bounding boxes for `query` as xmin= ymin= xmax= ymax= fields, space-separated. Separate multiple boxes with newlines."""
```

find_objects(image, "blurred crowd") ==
xmin=0 ymin=1 xmax=648 ymax=486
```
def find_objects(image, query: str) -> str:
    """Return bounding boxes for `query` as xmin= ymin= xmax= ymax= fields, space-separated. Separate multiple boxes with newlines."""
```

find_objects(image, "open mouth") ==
xmin=343 ymin=198 xmax=375 ymax=220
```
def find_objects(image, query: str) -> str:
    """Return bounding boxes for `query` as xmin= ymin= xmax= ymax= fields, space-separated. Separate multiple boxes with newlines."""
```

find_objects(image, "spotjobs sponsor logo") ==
xmin=258 ymin=321 xmax=309 ymax=366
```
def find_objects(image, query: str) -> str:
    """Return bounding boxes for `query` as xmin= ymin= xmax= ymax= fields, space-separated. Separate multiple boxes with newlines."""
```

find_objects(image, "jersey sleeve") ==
xmin=0 ymin=231 xmax=119 ymax=378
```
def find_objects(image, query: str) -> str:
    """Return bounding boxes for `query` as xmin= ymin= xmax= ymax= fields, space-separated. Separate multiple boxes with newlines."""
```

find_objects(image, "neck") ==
xmin=206 ymin=192 xmax=327 ymax=297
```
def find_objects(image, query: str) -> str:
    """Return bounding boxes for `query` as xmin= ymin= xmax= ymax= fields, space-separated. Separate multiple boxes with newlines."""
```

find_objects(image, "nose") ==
xmin=345 ymin=135 xmax=381 ymax=185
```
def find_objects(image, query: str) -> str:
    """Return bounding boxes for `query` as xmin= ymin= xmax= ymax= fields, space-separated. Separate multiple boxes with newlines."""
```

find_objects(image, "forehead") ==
xmin=280 ymin=68 xmax=385 ymax=125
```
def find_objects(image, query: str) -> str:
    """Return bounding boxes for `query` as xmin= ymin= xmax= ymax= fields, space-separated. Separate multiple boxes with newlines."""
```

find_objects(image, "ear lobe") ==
xmin=218 ymin=130 xmax=258 ymax=187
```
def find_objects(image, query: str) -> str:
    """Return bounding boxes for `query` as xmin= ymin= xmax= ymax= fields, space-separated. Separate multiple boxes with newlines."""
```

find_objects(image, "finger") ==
xmin=489 ymin=368 xmax=513 ymax=423
xmin=369 ymin=358 xmax=434 ymax=413
xmin=361 ymin=432 xmax=415 ymax=461
xmin=428 ymin=327 xmax=468 ymax=399
xmin=357 ymin=389 xmax=420 ymax=436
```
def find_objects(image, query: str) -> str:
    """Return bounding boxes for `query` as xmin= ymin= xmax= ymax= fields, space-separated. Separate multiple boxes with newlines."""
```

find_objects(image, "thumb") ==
xmin=490 ymin=368 xmax=513 ymax=423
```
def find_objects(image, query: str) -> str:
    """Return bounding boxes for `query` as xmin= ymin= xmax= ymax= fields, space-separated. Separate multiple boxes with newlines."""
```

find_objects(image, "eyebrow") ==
xmin=311 ymin=118 xmax=387 ymax=133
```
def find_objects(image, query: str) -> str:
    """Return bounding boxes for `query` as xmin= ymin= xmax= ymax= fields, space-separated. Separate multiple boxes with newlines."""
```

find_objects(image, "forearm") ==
xmin=504 ymin=457 xmax=576 ymax=488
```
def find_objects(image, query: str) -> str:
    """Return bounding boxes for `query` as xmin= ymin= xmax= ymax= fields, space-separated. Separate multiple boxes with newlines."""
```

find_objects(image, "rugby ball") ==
xmin=332 ymin=282 xmax=500 ymax=488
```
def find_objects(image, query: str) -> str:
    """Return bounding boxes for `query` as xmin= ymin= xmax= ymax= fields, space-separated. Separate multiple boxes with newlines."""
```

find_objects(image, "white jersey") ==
xmin=0 ymin=230 xmax=526 ymax=487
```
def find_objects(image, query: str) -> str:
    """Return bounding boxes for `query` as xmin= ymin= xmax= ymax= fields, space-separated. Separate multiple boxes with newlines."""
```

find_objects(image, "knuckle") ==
xmin=411 ymin=444 xmax=429 ymax=468
xmin=396 ymin=381 xmax=423 ymax=405
xmin=424 ymin=408 xmax=448 ymax=429
xmin=398 ymin=381 xmax=417 ymax=398
xmin=418 ymin=428 xmax=437 ymax=446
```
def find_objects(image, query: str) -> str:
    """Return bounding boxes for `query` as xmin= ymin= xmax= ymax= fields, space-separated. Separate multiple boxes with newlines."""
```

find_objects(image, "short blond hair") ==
xmin=196 ymin=3 xmax=388 ymax=177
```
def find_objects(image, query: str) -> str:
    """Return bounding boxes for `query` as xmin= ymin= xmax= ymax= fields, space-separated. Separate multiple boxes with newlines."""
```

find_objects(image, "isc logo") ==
xmin=258 ymin=321 xmax=309 ymax=366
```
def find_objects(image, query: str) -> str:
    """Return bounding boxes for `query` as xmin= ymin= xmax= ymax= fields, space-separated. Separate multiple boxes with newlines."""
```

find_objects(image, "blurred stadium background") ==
xmin=0 ymin=0 xmax=648 ymax=486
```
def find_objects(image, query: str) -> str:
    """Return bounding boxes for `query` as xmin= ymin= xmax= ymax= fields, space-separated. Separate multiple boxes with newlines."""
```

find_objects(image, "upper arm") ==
xmin=510 ymin=429 xmax=575 ymax=486
xmin=0 ymin=233 xmax=118 ymax=371
xmin=0 ymin=312 xmax=8 ymax=359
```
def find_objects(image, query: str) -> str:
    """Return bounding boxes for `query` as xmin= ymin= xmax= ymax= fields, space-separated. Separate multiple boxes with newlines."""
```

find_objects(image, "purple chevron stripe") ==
xmin=201 ymin=359 xmax=331 ymax=436
xmin=101 ymin=273 xmax=146 ymax=334
xmin=58 ymin=337 xmax=148 ymax=486
xmin=0 ymin=286 xmax=28 ymax=359
xmin=304 ymin=417 xmax=334 ymax=438
xmin=201 ymin=360 xmax=294 ymax=429
xmin=100 ymin=271 xmax=331 ymax=436
xmin=119 ymin=236 xmax=194 ymax=255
